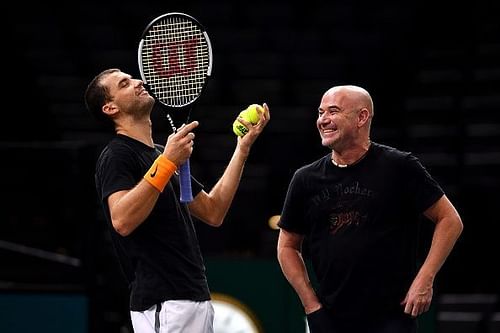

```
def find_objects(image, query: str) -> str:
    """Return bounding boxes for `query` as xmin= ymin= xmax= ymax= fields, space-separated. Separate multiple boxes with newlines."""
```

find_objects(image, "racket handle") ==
xmin=179 ymin=159 xmax=193 ymax=203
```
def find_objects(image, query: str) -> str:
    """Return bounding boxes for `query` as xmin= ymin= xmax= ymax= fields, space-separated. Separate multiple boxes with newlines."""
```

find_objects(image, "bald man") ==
xmin=277 ymin=85 xmax=463 ymax=333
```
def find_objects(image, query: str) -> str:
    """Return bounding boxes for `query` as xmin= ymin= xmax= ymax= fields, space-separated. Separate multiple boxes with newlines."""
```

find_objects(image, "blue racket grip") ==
xmin=179 ymin=159 xmax=193 ymax=203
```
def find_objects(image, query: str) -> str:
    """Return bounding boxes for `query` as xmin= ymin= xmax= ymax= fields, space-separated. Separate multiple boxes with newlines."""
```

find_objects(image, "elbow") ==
xmin=206 ymin=216 xmax=224 ymax=227
xmin=112 ymin=219 xmax=134 ymax=237
xmin=194 ymin=211 xmax=224 ymax=227
xmin=277 ymin=249 xmax=282 ymax=264
xmin=277 ymin=244 xmax=287 ymax=263
xmin=198 ymin=205 xmax=225 ymax=227
xmin=446 ymin=213 xmax=464 ymax=242
xmin=456 ymin=216 xmax=464 ymax=236
xmin=213 ymin=219 xmax=224 ymax=227
xmin=453 ymin=209 xmax=464 ymax=235
xmin=191 ymin=195 xmax=226 ymax=227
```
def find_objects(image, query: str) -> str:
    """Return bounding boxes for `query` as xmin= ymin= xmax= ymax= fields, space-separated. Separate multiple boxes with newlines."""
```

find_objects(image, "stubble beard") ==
xmin=134 ymin=97 xmax=155 ymax=120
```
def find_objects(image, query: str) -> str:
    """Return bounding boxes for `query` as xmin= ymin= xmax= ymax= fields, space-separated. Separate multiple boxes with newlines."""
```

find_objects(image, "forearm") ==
xmin=278 ymin=247 xmax=321 ymax=313
xmin=403 ymin=197 xmax=463 ymax=317
xmin=109 ymin=180 xmax=160 ymax=236
xmin=203 ymin=145 xmax=249 ymax=225
xmin=418 ymin=214 xmax=463 ymax=279
xmin=192 ymin=106 xmax=269 ymax=225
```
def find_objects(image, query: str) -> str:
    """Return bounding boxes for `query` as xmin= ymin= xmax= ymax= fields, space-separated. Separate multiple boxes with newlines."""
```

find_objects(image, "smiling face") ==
xmin=100 ymin=70 xmax=155 ymax=121
xmin=316 ymin=86 xmax=373 ymax=152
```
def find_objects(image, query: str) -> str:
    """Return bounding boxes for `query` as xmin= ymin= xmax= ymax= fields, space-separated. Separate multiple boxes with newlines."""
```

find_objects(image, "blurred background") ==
xmin=1 ymin=0 xmax=499 ymax=332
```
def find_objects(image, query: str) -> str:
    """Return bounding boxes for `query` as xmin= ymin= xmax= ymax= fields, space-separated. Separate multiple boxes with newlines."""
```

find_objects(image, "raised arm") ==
xmin=189 ymin=103 xmax=270 ymax=226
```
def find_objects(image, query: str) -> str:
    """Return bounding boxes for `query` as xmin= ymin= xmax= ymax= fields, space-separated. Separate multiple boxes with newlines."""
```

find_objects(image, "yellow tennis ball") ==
xmin=233 ymin=119 xmax=249 ymax=137
xmin=232 ymin=104 xmax=263 ymax=137
xmin=245 ymin=104 xmax=263 ymax=124
xmin=238 ymin=110 xmax=252 ymax=123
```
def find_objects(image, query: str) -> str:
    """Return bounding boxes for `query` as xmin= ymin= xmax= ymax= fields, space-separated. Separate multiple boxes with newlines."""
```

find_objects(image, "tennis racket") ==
xmin=138 ymin=12 xmax=213 ymax=203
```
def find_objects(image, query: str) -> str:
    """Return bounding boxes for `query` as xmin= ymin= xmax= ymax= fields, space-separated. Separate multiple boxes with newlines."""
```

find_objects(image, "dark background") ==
xmin=2 ymin=0 xmax=499 ymax=332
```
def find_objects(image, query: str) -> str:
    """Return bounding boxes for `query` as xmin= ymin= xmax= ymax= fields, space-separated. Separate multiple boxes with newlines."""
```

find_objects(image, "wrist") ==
xmin=304 ymin=303 xmax=322 ymax=315
xmin=143 ymin=155 xmax=177 ymax=192
xmin=236 ymin=143 xmax=251 ymax=158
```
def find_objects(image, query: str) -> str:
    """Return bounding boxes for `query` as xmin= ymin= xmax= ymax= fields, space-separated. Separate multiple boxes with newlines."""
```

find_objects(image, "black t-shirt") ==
xmin=95 ymin=134 xmax=210 ymax=311
xmin=278 ymin=142 xmax=444 ymax=319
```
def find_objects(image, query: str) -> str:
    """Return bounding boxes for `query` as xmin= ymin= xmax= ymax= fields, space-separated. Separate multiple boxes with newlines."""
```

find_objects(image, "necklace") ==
xmin=331 ymin=159 xmax=349 ymax=168
xmin=331 ymin=142 xmax=371 ymax=168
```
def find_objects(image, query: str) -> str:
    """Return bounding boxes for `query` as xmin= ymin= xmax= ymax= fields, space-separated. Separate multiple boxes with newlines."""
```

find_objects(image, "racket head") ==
xmin=138 ymin=12 xmax=213 ymax=110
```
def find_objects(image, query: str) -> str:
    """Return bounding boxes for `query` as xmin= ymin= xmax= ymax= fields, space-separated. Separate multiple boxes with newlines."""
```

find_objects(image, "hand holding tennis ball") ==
xmin=233 ymin=104 xmax=264 ymax=137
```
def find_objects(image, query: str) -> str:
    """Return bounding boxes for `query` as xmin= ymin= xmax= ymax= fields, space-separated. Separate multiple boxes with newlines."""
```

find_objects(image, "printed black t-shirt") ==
xmin=278 ymin=142 xmax=444 ymax=319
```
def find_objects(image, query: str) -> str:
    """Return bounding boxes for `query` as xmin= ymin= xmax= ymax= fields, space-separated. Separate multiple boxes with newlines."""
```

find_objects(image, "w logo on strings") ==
xmin=152 ymin=38 xmax=199 ymax=78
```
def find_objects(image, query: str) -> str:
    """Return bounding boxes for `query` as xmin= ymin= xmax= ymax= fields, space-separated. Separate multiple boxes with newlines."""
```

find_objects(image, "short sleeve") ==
xmin=278 ymin=170 xmax=308 ymax=234
xmin=405 ymin=154 xmax=444 ymax=213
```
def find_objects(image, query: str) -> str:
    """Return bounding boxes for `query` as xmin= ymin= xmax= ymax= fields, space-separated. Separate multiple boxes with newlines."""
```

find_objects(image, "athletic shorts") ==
xmin=130 ymin=300 xmax=214 ymax=333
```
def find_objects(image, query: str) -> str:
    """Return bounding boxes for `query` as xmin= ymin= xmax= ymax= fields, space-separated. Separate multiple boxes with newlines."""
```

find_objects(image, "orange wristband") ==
xmin=143 ymin=155 xmax=176 ymax=192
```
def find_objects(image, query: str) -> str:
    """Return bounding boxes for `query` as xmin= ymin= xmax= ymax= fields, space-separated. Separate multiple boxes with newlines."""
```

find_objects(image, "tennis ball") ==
xmin=232 ymin=104 xmax=264 ymax=137
xmin=245 ymin=104 xmax=264 ymax=124
xmin=233 ymin=119 xmax=249 ymax=137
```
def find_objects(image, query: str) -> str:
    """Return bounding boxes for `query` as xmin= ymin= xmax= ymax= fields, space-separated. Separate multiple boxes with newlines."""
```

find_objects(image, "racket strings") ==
xmin=141 ymin=17 xmax=210 ymax=107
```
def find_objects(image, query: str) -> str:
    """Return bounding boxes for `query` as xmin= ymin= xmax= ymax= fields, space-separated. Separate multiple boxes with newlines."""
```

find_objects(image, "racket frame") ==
xmin=137 ymin=12 xmax=213 ymax=203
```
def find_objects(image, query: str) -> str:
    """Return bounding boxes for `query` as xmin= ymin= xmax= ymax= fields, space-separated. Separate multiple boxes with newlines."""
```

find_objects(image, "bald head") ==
xmin=323 ymin=85 xmax=374 ymax=118
xmin=317 ymin=85 xmax=374 ymax=150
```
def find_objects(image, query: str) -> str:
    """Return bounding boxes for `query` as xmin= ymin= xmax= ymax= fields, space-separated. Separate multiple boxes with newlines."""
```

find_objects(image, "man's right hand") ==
xmin=163 ymin=121 xmax=199 ymax=167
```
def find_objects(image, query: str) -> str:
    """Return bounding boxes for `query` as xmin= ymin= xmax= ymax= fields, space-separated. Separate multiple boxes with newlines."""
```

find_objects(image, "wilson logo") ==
xmin=152 ymin=38 xmax=199 ymax=78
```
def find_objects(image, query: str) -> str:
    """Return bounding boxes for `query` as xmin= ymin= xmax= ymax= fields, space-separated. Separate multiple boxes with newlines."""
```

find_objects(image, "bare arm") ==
xmin=107 ymin=182 xmax=160 ymax=236
xmin=277 ymin=228 xmax=322 ymax=314
xmin=189 ymin=103 xmax=270 ymax=226
xmin=402 ymin=194 xmax=463 ymax=317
